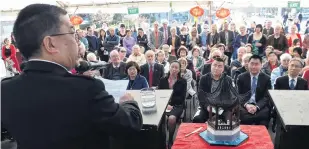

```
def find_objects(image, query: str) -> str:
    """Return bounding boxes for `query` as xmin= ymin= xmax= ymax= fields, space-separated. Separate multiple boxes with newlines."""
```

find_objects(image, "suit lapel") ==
xmin=284 ymin=76 xmax=290 ymax=89
xmin=145 ymin=64 xmax=149 ymax=80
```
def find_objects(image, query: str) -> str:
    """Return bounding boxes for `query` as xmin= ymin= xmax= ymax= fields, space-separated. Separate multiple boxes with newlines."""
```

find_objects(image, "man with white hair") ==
xmin=159 ymin=19 xmax=171 ymax=43
xmin=267 ymin=24 xmax=289 ymax=56
xmin=86 ymin=52 xmax=97 ymax=62
xmin=148 ymin=21 xmax=165 ymax=50
xmin=140 ymin=50 xmax=164 ymax=87
xmin=102 ymin=50 xmax=126 ymax=80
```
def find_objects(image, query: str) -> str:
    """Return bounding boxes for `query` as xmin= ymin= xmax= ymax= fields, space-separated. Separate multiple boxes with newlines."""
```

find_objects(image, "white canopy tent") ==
xmin=1 ymin=0 xmax=309 ymax=13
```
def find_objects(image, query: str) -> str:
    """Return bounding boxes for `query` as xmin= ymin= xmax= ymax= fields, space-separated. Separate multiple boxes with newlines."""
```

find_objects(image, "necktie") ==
xmin=155 ymin=32 xmax=159 ymax=49
xmin=165 ymin=28 xmax=168 ymax=43
xmin=225 ymin=32 xmax=229 ymax=46
xmin=290 ymin=79 xmax=295 ymax=89
xmin=149 ymin=65 xmax=153 ymax=87
xmin=251 ymin=76 xmax=257 ymax=94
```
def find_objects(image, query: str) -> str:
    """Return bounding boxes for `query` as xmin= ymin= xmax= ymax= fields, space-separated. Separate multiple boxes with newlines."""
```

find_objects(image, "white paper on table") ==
xmin=95 ymin=77 xmax=129 ymax=103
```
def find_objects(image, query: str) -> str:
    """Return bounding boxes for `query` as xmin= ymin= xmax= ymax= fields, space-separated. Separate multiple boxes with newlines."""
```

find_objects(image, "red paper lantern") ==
xmin=190 ymin=6 xmax=204 ymax=17
xmin=216 ymin=8 xmax=230 ymax=19
xmin=70 ymin=15 xmax=83 ymax=25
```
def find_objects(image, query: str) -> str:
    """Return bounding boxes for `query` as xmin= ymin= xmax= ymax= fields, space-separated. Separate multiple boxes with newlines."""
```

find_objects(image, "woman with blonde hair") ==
xmin=287 ymin=24 xmax=302 ymax=48
xmin=186 ymin=27 xmax=201 ymax=50
xmin=126 ymin=45 xmax=146 ymax=66
xmin=204 ymin=24 xmax=220 ymax=59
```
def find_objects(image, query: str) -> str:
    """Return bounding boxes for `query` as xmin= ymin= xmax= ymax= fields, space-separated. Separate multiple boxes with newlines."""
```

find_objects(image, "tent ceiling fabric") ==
xmin=1 ymin=0 xmax=308 ymax=12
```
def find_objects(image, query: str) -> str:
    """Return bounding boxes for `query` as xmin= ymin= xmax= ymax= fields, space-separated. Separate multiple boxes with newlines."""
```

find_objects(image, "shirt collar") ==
xmin=250 ymin=73 xmax=259 ymax=79
xmin=289 ymin=75 xmax=298 ymax=81
xmin=28 ymin=59 xmax=70 ymax=72
xmin=113 ymin=63 xmax=120 ymax=68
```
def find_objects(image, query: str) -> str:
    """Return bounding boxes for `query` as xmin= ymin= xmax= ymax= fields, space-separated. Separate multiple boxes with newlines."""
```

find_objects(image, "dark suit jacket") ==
xmin=158 ymin=76 xmax=187 ymax=106
xmin=167 ymin=55 xmax=177 ymax=64
xmin=103 ymin=62 xmax=127 ymax=80
xmin=140 ymin=63 xmax=164 ymax=87
xmin=274 ymin=76 xmax=308 ymax=90
xmin=198 ymin=73 xmax=233 ymax=111
xmin=219 ymin=30 xmax=235 ymax=52
xmin=262 ymin=27 xmax=274 ymax=37
xmin=207 ymin=32 xmax=220 ymax=47
xmin=167 ymin=35 xmax=181 ymax=55
xmin=1 ymin=61 xmax=142 ymax=149
xmin=267 ymin=34 xmax=289 ymax=53
xmin=236 ymin=72 xmax=271 ymax=110
xmin=201 ymin=63 xmax=231 ymax=76
xmin=137 ymin=34 xmax=149 ymax=51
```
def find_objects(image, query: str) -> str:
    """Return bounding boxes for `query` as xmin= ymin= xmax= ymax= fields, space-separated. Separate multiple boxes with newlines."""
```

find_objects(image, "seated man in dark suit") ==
xmin=140 ymin=50 xmax=164 ymax=87
xmin=237 ymin=55 xmax=271 ymax=127
xmin=275 ymin=58 xmax=308 ymax=90
xmin=193 ymin=57 xmax=234 ymax=123
xmin=272 ymin=58 xmax=308 ymax=132
xmin=102 ymin=50 xmax=126 ymax=80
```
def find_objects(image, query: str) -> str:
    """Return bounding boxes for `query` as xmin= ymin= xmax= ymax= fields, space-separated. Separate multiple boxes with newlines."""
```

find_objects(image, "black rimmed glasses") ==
xmin=49 ymin=32 xmax=76 ymax=37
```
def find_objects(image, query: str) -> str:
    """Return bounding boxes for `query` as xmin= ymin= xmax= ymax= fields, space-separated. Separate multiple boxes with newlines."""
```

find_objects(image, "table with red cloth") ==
xmin=172 ymin=123 xmax=273 ymax=149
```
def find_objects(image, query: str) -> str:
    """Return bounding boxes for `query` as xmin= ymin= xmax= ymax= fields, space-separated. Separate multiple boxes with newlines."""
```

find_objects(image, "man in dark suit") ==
xmin=102 ymin=50 xmax=127 ymax=80
xmin=219 ymin=21 xmax=235 ymax=64
xmin=272 ymin=58 xmax=308 ymax=132
xmin=1 ymin=4 xmax=142 ymax=149
xmin=275 ymin=58 xmax=308 ymax=90
xmin=140 ymin=50 xmax=164 ymax=87
xmin=159 ymin=19 xmax=171 ymax=44
xmin=237 ymin=55 xmax=271 ymax=127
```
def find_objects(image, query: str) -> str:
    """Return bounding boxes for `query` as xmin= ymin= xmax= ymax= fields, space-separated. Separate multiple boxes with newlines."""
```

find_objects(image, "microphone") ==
xmin=75 ymin=61 xmax=107 ymax=73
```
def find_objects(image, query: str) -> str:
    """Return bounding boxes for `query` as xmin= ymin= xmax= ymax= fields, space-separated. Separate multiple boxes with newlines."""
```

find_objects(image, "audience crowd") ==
xmin=2 ymin=19 xmax=309 ymax=148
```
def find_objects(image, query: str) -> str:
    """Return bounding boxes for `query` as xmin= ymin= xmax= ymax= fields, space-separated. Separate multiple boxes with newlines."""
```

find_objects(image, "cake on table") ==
xmin=198 ymin=80 xmax=250 ymax=146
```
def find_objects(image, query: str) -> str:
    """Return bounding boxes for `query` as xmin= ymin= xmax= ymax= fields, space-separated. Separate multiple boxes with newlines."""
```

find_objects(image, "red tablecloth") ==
xmin=172 ymin=123 xmax=273 ymax=149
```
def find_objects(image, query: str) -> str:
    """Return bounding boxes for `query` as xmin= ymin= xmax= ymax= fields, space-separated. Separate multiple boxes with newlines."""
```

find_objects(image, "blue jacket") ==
xmin=126 ymin=75 xmax=149 ymax=90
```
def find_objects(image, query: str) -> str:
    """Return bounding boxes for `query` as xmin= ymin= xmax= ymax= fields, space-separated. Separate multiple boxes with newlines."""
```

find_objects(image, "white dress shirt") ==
xmin=288 ymin=75 xmax=298 ymax=88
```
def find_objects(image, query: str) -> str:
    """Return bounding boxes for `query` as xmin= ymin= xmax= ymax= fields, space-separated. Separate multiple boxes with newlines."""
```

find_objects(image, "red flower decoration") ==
xmin=216 ymin=8 xmax=230 ymax=19
xmin=70 ymin=16 xmax=83 ymax=25
xmin=190 ymin=6 xmax=204 ymax=17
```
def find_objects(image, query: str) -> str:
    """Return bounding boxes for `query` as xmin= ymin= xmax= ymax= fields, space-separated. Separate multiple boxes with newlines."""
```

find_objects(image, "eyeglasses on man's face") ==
xmin=49 ymin=32 xmax=76 ymax=37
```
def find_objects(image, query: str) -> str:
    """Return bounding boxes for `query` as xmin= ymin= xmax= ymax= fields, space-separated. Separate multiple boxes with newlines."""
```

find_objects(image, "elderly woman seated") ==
xmin=127 ymin=45 xmax=146 ymax=66
xmin=81 ymin=52 xmax=101 ymax=77
xmin=270 ymin=53 xmax=292 ymax=88
xmin=178 ymin=57 xmax=196 ymax=97
xmin=162 ymin=44 xmax=177 ymax=63
xmin=125 ymin=61 xmax=148 ymax=90
xmin=156 ymin=50 xmax=170 ymax=74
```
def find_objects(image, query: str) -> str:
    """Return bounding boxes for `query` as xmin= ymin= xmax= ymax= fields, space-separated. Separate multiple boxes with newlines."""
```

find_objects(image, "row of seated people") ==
xmin=75 ymin=41 xmax=308 ymax=148
xmin=193 ymin=55 xmax=308 ymax=130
